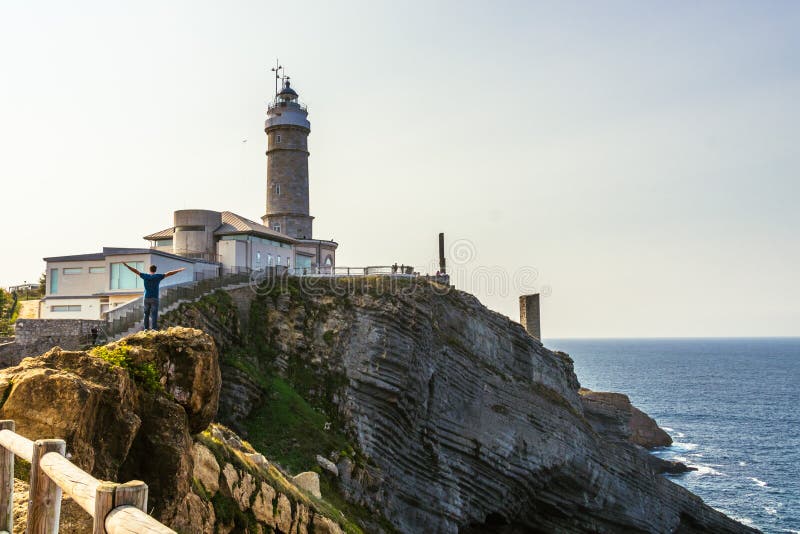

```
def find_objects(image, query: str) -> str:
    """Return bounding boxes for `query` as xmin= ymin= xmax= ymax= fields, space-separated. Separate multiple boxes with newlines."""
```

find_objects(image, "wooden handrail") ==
xmin=106 ymin=506 xmax=176 ymax=534
xmin=39 ymin=452 xmax=99 ymax=515
xmin=0 ymin=421 xmax=176 ymax=533
xmin=0 ymin=429 xmax=33 ymax=462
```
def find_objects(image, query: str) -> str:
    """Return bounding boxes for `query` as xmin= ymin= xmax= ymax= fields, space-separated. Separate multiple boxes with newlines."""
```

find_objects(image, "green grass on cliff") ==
xmin=243 ymin=376 xmax=352 ymax=474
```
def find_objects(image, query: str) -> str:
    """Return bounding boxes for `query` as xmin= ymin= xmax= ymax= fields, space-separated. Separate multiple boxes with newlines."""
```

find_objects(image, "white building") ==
xmin=143 ymin=210 xmax=300 ymax=274
xmin=40 ymin=247 xmax=218 ymax=319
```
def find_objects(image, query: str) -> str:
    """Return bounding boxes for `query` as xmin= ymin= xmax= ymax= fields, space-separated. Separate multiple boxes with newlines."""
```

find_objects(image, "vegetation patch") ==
xmin=243 ymin=376 xmax=351 ymax=474
xmin=90 ymin=342 xmax=163 ymax=392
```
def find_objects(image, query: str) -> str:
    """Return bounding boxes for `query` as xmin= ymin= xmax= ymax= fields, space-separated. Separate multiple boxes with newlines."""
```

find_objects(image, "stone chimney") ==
xmin=519 ymin=294 xmax=541 ymax=340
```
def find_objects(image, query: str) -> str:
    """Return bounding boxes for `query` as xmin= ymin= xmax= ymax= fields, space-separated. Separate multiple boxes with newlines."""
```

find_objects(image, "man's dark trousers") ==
xmin=143 ymin=298 xmax=159 ymax=330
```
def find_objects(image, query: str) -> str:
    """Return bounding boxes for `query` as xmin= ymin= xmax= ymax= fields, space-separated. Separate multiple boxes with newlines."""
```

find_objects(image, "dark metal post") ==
xmin=438 ymin=233 xmax=446 ymax=274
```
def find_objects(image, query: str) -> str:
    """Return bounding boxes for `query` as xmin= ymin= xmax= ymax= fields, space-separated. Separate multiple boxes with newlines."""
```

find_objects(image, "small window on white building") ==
xmin=256 ymin=251 xmax=261 ymax=266
xmin=277 ymin=255 xmax=281 ymax=265
xmin=89 ymin=266 xmax=106 ymax=274
xmin=52 ymin=305 xmax=81 ymax=312
xmin=276 ymin=134 xmax=282 ymax=143
xmin=267 ymin=254 xmax=273 ymax=266
xmin=275 ymin=183 xmax=281 ymax=195
xmin=273 ymin=224 xmax=281 ymax=233
xmin=63 ymin=268 xmax=83 ymax=275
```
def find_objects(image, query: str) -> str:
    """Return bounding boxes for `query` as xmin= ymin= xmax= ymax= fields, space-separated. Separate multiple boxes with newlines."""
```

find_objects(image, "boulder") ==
xmin=316 ymin=454 xmax=338 ymax=477
xmin=579 ymin=388 xmax=673 ymax=448
xmin=252 ymin=482 xmax=276 ymax=526
xmin=192 ymin=443 xmax=220 ymax=495
xmin=293 ymin=471 xmax=322 ymax=498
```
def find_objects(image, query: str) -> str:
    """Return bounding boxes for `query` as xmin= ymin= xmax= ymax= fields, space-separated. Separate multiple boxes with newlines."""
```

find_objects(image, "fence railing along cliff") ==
xmin=104 ymin=270 xmax=252 ymax=338
xmin=0 ymin=420 xmax=174 ymax=533
xmin=104 ymin=266 xmax=448 ymax=338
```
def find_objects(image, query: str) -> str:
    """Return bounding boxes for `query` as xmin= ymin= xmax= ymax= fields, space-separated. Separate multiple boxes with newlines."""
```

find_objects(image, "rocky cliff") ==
xmin=154 ymin=277 xmax=758 ymax=534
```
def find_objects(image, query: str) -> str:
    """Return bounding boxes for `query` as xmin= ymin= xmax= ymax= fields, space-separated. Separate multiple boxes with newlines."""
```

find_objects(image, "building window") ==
xmin=110 ymin=262 xmax=145 ymax=290
xmin=277 ymin=255 xmax=281 ymax=265
xmin=52 ymin=305 xmax=81 ymax=312
xmin=256 ymin=251 xmax=262 ymax=266
xmin=63 ymin=268 xmax=83 ymax=275
xmin=276 ymin=134 xmax=282 ymax=143
xmin=273 ymin=224 xmax=281 ymax=233
xmin=296 ymin=255 xmax=312 ymax=269
xmin=89 ymin=266 xmax=106 ymax=274
xmin=153 ymin=239 xmax=173 ymax=247
xmin=267 ymin=254 xmax=273 ymax=266
xmin=49 ymin=268 xmax=58 ymax=294
xmin=275 ymin=183 xmax=281 ymax=195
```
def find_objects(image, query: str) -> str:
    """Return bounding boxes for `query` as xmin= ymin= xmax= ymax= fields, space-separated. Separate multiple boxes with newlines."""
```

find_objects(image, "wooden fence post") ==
xmin=26 ymin=439 xmax=65 ymax=534
xmin=92 ymin=482 xmax=117 ymax=534
xmin=0 ymin=420 xmax=14 ymax=533
xmin=114 ymin=480 xmax=148 ymax=511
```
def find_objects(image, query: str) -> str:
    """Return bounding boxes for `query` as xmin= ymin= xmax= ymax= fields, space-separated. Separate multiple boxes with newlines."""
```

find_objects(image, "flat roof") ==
xmin=45 ymin=247 xmax=217 ymax=265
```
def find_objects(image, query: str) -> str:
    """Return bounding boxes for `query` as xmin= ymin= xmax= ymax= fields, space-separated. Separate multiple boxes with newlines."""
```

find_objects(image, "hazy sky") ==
xmin=1 ymin=1 xmax=798 ymax=337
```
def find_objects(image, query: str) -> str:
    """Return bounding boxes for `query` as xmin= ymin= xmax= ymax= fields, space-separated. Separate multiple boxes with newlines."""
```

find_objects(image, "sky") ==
xmin=1 ymin=1 xmax=798 ymax=338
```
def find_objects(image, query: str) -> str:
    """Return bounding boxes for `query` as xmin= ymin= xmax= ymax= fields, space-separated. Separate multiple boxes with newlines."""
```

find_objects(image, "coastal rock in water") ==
xmin=579 ymin=387 xmax=673 ymax=448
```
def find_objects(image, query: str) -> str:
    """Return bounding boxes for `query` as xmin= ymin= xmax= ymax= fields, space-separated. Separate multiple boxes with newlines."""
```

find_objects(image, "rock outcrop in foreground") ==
xmin=0 ymin=328 xmax=353 ymax=533
xmin=157 ymin=278 xmax=757 ymax=534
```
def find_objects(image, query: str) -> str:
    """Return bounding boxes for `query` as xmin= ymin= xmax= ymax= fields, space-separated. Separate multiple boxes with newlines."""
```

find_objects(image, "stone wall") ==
xmin=0 ymin=318 xmax=106 ymax=367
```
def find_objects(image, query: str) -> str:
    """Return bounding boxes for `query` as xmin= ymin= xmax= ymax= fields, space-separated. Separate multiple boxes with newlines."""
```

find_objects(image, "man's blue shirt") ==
xmin=139 ymin=273 xmax=166 ymax=299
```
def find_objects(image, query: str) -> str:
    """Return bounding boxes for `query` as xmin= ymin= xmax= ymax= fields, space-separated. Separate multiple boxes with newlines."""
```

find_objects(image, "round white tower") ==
xmin=261 ymin=78 xmax=314 ymax=239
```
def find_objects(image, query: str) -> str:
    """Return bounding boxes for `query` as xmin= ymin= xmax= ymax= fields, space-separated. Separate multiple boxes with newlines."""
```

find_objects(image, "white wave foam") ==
xmin=675 ymin=431 xmax=686 ymax=438
xmin=671 ymin=441 xmax=698 ymax=452
xmin=662 ymin=426 xmax=674 ymax=432
xmin=764 ymin=506 xmax=777 ymax=516
xmin=749 ymin=477 xmax=768 ymax=487
xmin=692 ymin=464 xmax=724 ymax=476
xmin=738 ymin=461 xmax=747 ymax=466
xmin=732 ymin=516 xmax=755 ymax=526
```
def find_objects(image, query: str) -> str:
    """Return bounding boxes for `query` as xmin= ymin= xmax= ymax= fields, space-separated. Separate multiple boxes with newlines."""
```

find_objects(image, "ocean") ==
xmin=546 ymin=338 xmax=800 ymax=534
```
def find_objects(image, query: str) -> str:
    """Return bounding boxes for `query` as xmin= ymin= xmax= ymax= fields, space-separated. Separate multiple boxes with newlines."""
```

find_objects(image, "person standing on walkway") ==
xmin=122 ymin=263 xmax=185 ymax=330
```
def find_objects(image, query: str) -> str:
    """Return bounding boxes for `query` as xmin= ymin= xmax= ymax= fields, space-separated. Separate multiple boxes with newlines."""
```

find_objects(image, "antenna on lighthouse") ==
xmin=270 ymin=59 xmax=283 ymax=98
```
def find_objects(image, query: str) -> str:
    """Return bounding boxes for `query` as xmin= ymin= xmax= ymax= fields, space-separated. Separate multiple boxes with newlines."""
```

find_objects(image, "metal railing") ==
xmin=104 ymin=266 xmax=448 ymax=338
xmin=0 ymin=420 xmax=175 ymax=533
xmin=267 ymin=100 xmax=307 ymax=112
xmin=104 ymin=270 xmax=252 ymax=338
xmin=287 ymin=265 xmax=419 ymax=277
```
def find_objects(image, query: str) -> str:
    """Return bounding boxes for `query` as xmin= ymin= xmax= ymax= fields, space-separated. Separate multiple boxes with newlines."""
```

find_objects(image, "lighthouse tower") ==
xmin=262 ymin=78 xmax=313 ymax=239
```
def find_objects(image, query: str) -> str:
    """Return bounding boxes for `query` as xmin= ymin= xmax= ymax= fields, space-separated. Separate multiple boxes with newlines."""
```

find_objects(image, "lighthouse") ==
xmin=261 ymin=73 xmax=338 ymax=272
xmin=262 ymin=78 xmax=313 ymax=239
